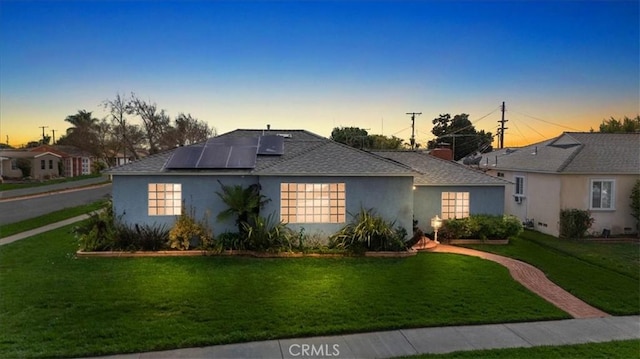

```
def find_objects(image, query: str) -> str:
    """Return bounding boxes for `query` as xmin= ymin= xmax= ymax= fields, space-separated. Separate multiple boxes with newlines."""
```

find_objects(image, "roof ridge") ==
xmin=255 ymin=140 xmax=327 ymax=172
xmin=556 ymin=143 xmax=585 ymax=172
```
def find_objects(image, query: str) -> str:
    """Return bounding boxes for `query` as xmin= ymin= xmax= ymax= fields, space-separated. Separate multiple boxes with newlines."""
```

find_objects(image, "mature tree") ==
xmin=598 ymin=116 xmax=640 ymax=133
xmin=331 ymin=127 xmax=405 ymax=150
xmin=428 ymin=113 xmax=493 ymax=161
xmin=331 ymin=127 xmax=370 ymax=148
xmin=165 ymin=113 xmax=215 ymax=147
xmin=57 ymin=110 xmax=100 ymax=155
xmin=368 ymin=134 xmax=404 ymax=149
xmin=103 ymin=93 xmax=144 ymax=161
xmin=127 ymin=94 xmax=173 ymax=154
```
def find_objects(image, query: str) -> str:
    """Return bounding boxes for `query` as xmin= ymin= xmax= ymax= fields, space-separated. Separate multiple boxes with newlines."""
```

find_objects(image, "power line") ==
xmin=510 ymin=109 xmax=582 ymax=131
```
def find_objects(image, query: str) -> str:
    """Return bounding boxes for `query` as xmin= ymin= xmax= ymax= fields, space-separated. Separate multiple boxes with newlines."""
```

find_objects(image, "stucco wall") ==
xmin=487 ymin=169 xmax=638 ymax=237
xmin=561 ymin=174 xmax=638 ymax=235
xmin=413 ymin=185 xmax=505 ymax=232
xmin=259 ymin=175 xmax=414 ymax=239
xmin=32 ymin=154 xmax=61 ymax=179
xmin=112 ymin=174 xmax=414 ymax=239
xmin=112 ymin=174 xmax=258 ymax=234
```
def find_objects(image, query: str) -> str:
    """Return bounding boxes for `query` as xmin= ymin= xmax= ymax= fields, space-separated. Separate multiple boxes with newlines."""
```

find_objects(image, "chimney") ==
xmin=430 ymin=143 xmax=453 ymax=161
xmin=267 ymin=124 xmax=271 ymax=131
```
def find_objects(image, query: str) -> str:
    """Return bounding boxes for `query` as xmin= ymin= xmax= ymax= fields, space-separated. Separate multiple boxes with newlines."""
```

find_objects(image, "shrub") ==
xmin=169 ymin=204 xmax=213 ymax=250
xmin=243 ymin=213 xmax=295 ymax=252
xmin=218 ymin=231 xmax=243 ymax=250
xmin=16 ymin=158 xmax=31 ymax=178
xmin=75 ymin=202 xmax=116 ymax=251
xmin=329 ymin=208 xmax=408 ymax=253
xmin=440 ymin=215 xmax=523 ymax=241
xmin=631 ymin=180 xmax=640 ymax=234
xmin=559 ymin=209 xmax=594 ymax=239
xmin=110 ymin=223 xmax=170 ymax=251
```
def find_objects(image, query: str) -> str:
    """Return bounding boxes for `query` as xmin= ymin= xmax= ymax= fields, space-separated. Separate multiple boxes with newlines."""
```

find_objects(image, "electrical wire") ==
xmin=510 ymin=109 xmax=582 ymax=131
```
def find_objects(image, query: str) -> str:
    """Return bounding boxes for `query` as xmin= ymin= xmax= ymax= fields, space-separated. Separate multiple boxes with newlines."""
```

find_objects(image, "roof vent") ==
xmin=277 ymin=133 xmax=292 ymax=138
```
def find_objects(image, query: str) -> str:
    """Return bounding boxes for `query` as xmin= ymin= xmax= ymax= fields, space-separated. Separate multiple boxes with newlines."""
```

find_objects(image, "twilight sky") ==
xmin=1 ymin=1 xmax=638 ymax=148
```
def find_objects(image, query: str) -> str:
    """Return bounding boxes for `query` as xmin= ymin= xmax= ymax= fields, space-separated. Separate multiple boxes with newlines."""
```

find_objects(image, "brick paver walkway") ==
xmin=430 ymin=244 xmax=610 ymax=319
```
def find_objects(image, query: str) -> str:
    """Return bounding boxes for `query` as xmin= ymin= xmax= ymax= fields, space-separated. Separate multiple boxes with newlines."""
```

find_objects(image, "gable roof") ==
xmin=107 ymin=129 xmax=415 ymax=177
xmin=472 ymin=132 xmax=640 ymax=174
xmin=0 ymin=150 xmax=61 ymax=159
xmin=29 ymin=145 xmax=94 ymax=158
xmin=373 ymin=150 xmax=509 ymax=186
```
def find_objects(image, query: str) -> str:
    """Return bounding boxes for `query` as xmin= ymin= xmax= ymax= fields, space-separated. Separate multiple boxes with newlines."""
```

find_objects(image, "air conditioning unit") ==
xmin=514 ymin=196 xmax=523 ymax=204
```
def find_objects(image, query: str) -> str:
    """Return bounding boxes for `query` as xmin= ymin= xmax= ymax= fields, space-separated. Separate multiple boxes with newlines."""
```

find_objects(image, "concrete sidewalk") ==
xmin=0 ymin=214 xmax=91 ymax=245
xmin=86 ymin=316 xmax=639 ymax=358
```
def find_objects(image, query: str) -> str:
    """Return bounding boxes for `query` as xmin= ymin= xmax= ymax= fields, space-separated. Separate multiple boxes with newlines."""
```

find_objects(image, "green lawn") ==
xmin=462 ymin=230 xmax=640 ymax=315
xmin=0 ymin=174 xmax=103 ymax=191
xmin=405 ymin=339 xmax=640 ymax=359
xmin=0 ymin=225 xmax=569 ymax=358
xmin=0 ymin=200 xmax=107 ymax=238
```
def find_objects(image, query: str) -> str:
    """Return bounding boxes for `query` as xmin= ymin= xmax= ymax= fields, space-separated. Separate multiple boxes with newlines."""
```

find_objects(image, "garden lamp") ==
xmin=431 ymin=215 xmax=443 ymax=244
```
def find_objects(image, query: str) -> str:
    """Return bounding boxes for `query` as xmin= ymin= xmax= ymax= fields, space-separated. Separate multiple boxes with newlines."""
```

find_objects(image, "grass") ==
xmin=0 ymin=225 xmax=569 ymax=358
xmin=0 ymin=174 xmax=103 ymax=191
xmin=462 ymin=230 xmax=640 ymax=315
xmin=404 ymin=339 xmax=640 ymax=358
xmin=0 ymin=200 xmax=107 ymax=238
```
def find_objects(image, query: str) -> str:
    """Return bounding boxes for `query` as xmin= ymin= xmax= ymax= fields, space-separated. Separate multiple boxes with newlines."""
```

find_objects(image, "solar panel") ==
xmin=207 ymin=136 xmax=259 ymax=146
xmin=166 ymin=136 xmax=260 ymax=169
xmin=165 ymin=146 xmax=204 ymax=169
xmin=258 ymin=135 xmax=284 ymax=155
xmin=197 ymin=145 xmax=232 ymax=168
xmin=226 ymin=145 xmax=258 ymax=168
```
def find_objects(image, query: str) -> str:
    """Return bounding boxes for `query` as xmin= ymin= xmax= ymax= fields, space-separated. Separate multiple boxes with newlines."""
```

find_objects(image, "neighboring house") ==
xmin=29 ymin=145 xmax=95 ymax=177
xmin=469 ymin=132 xmax=640 ymax=237
xmin=0 ymin=150 xmax=61 ymax=179
xmin=373 ymin=150 xmax=509 ymax=232
xmin=107 ymin=129 xmax=416 ymax=237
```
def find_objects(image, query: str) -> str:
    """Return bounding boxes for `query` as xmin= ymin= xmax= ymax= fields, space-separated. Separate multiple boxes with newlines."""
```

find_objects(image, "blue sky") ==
xmin=1 ymin=1 xmax=638 ymax=147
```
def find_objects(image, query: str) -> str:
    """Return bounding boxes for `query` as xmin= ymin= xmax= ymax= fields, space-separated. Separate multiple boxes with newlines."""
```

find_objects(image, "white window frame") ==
xmin=280 ymin=183 xmax=346 ymax=224
xmin=590 ymin=179 xmax=615 ymax=210
xmin=441 ymin=192 xmax=470 ymax=220
xmin=514 ymin=176 xmax=525 ymax=197
xmin=81 ymin=158 xmax=90 ymax=175
xmin=148 ymin=183 xmax=182 ymax=216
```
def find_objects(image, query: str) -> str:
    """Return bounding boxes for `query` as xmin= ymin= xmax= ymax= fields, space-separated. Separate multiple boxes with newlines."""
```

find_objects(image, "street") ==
xmin=0 ymin=184 xmax=112 ymax=226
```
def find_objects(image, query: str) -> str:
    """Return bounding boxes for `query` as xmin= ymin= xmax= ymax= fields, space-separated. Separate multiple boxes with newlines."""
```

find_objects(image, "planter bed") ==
xmin=76 ymin=249 xmax=417 ymax=258
xmin=449 ymin=239 xmax=509 ymax=245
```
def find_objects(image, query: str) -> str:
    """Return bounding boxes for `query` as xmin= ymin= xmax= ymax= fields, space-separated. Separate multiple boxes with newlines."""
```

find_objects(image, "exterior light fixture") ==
xmin=431 ymin=215 xmax=443 ymax=244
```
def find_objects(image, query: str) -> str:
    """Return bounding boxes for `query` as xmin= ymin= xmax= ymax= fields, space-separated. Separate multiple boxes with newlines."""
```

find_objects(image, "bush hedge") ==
xmin=440 ymin=215 xmax=523 ymax=241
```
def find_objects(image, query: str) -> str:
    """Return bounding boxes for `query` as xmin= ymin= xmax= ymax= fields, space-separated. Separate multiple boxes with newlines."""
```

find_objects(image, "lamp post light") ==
xmin=431 ymin=215 xmax=443 ymax=244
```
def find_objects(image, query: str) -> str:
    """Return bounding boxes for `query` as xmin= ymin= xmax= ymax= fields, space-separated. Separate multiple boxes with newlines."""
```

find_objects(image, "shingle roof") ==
xmin=107 ymin=129 xmax=415 ymax=177
xmin=373 ymin=150 xmax=509 ymax=186
xmin=472 ymin=132 xmax=640 ymax=174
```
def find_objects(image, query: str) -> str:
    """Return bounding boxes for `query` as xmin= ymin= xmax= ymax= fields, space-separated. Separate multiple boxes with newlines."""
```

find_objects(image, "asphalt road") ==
xmin=0 ymin=184 xmax=112 ymax=226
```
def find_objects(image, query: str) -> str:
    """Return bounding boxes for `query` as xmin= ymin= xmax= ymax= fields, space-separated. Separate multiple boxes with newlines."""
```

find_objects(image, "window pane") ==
xmin=592 ymin=182 xmax=601 ymax=208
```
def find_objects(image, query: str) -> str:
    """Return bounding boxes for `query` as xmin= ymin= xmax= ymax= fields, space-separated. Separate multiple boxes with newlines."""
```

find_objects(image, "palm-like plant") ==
xmin=60 ymin=110 xmax=100 ymax=154
xmin=216 ymin=181 xmax=270 ymax=236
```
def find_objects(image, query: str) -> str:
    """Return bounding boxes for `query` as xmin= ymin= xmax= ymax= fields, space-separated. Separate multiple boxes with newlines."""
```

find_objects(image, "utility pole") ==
xmin=498 ymin=102 xmax=508 ymax=148
xmin=406 ymin=112 xmax=422 ymax=150
xmin=39 ymin=126 xmax=49 ymax=143
xmin=51 ymin=129 xmax=56 ymax=145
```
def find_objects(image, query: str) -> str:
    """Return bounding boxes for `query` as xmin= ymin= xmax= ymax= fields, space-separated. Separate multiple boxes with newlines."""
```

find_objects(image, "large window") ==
xmin=280 ymin=183 xmax=346 ymax=223
xmin=148 ymin=183 xmax=182 ymax=216
xmin=590 ymin=179 xmax=615 ymax=210
xmin=441 ymin=192 xmax=469 ymax=220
